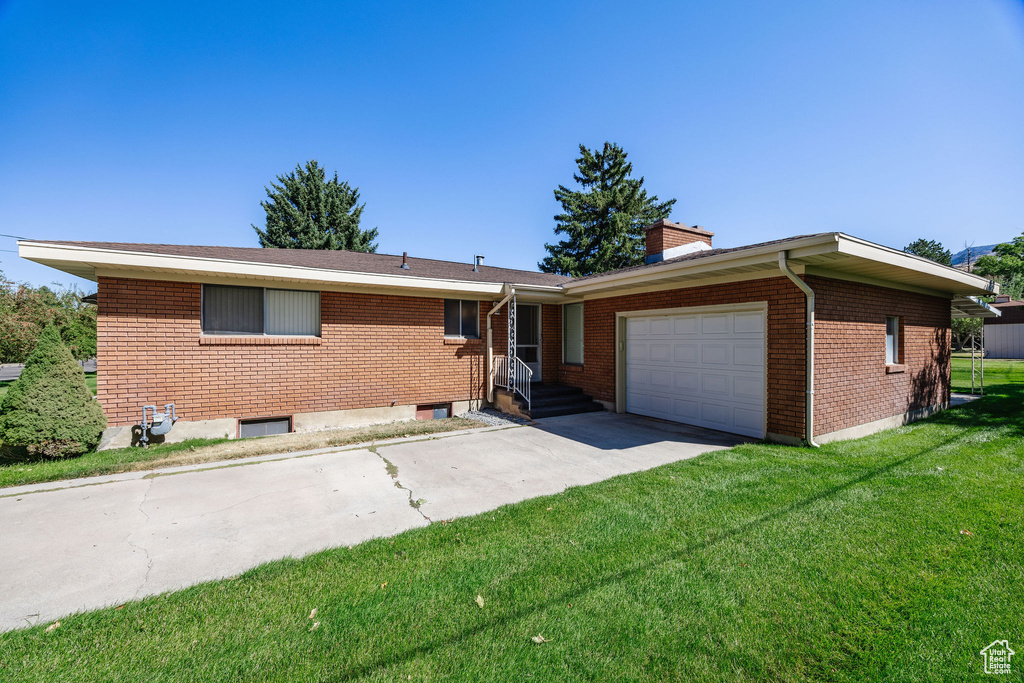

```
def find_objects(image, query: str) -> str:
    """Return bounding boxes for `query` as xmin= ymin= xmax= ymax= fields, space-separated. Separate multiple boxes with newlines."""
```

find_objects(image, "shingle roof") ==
xmin=31 ymin=241 xmax=570 ymax=287
xmin=567 ymin=234 xmax=832 ymax=283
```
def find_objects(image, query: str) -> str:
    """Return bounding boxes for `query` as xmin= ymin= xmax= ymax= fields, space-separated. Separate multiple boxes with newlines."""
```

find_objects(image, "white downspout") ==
xmin=486 ymin=284 xmax=515 ymax=404
xmin=778 ymin=251 xmax=819 ymax=448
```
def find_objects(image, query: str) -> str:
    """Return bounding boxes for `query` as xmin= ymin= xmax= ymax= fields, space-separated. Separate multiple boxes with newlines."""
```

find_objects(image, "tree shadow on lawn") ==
xmin=333 ymin=426 xmax=978 ymax=680
xmin=932 ymin=385 xmax=1024 ymax=437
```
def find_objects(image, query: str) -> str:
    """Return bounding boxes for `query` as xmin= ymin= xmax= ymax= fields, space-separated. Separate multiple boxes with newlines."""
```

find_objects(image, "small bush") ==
xmin=0 ymin=325 xmax=106 ymax=458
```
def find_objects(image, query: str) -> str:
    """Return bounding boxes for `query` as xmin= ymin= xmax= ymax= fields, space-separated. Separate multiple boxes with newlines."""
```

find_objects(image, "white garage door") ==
xmin=625 ymin=309 xmax=766 ymax=438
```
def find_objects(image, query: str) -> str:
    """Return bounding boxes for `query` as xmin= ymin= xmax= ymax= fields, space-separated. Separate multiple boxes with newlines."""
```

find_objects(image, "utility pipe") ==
xmin=778 ymin=251 xmax=819 ymax=447
xmin=486 ymin=284 xmax=515 ymax=403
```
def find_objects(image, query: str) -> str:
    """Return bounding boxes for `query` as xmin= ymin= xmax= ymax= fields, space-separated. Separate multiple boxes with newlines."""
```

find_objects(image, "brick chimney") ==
xmin=644 ymin=220 xmax=714 ymax=263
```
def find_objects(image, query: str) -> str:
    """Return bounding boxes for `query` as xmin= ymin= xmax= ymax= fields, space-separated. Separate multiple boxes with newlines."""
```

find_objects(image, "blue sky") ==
xmin=1 ymin=0 xmax=1023 ymax=290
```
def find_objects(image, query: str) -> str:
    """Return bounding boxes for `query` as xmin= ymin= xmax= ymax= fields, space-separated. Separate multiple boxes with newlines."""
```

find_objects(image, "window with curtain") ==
xmin=563 ymin=302 xmax=584 ymax=364
xmin=444 ymin=300 xmax=479 ymax=338
xmin=202 ymin=285 xmax=320 ymax=336
xmin=885 ymin=316 xmax=900 ymax=364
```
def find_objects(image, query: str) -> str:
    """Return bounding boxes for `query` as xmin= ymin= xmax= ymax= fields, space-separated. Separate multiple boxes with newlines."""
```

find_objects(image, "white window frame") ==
xmin=444 ymin=299 xmax=480 ymax=339
xmin=562 ymin=302 xmax=584 ymax=365
xmin=201 ymin=284 xmax=321 ymax=337
xmin=885 ymin=316 xmax=900 ymax=364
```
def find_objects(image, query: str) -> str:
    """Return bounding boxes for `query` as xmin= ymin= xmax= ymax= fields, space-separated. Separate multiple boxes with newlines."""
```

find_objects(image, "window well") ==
xmin=239 ymin=417 xmax=292 ymax=438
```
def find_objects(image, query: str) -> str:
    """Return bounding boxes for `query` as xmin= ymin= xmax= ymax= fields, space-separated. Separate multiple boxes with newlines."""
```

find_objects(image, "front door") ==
xmin=516 ymin=304 xmax=542 ymax=382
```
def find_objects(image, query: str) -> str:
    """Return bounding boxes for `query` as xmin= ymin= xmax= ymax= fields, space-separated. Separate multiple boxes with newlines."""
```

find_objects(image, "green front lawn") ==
xmin=2 ymin=366 xmax=1021 ymax=680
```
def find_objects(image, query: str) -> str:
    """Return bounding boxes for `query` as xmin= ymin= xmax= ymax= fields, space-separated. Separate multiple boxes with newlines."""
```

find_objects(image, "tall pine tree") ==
xmin=253 ymin=160 xmax=379 ymax=251
xmin=539 ymin=143 xmax=676 ymax=276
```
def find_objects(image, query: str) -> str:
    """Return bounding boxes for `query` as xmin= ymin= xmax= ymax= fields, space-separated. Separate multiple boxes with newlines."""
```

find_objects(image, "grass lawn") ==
xmin=0 ymin=417 xmax=486 ymax=490
xmin=1 ymin=366 xmax=1021 ymax=680
xmin=951 ymin=355 xmax=1024 ymax=393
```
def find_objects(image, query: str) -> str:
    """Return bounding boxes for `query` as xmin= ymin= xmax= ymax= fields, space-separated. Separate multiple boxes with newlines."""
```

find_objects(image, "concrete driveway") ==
xmin=0 ymin=412 xmax=745 ymax=632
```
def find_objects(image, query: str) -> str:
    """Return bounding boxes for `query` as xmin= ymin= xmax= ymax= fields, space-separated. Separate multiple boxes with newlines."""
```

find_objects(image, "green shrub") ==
xmin=0 ymin=325 xmax=106 ymax=458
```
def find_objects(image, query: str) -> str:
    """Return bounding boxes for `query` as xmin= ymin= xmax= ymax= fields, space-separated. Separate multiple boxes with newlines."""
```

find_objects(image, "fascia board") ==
xmin=563 ymin=234 xmax=842 ymax=294
xmin=20 ymin=242 xmax=564 ymax=298
xmin=834 ymin=235 xmax=998 ymax=294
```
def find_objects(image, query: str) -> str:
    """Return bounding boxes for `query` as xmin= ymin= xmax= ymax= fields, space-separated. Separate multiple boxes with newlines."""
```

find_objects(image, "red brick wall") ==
xmin=97 ymin=277 xmax=490 ymax=426
xmin=542 ymin=304 xmax=561 ymax=384
xmin=556 ymin=276 xmax=808 ymax=438
xmin=552 ymin=275 xmax=950 ymax=440
xmin=810 ymin=276 xmax=950 ymax=435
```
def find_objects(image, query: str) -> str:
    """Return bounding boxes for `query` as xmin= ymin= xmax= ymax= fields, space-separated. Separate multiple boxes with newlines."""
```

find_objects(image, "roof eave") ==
xmin=17 ymin=241 xmax=563 ymax=297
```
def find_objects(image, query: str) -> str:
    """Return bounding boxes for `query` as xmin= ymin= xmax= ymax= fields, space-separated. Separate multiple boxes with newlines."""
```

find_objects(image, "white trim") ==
xmin=18 ymin=241 xmax=564 ymax=297
xmin=563 ymin=233 xmax=997 ymax=297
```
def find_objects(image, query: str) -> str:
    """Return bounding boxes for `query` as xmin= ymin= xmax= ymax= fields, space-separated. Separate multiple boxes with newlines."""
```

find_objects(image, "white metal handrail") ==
xmin=493 ymin=355 xmax=532 ymax=410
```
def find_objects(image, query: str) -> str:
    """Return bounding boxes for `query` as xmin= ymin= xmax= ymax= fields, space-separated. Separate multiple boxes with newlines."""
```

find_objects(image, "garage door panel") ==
xmin=649 ymin=394 xmax=673 ymax=415
xmin=650 ymin=317 xmax=672 ymax=335
xmin=701 ymin=402 xmax=731 ymax=428
xmin=626 ymin=309 xmax=766 ymax=438
xmin=734 ymin=376 xmax=763 ymax=400
xmin=627 ymin=318 xmax=649 ymax=336
xmin=650 ymin=343 xmax=672 ymax=362
xmin=701 ymin=373 xmax=730 ymax=396
xmin=673 ymin=371 xmax=699 ymax=391
xmin=733 ymin=344 xmax=763 ymax=367
xmin=650 ymin=371 xmax=671 ymax=389
xmin=673 ymin=399 xmax=699 ymax=420
xmin=674 ymin=343 xmax=698 ymax=363
xmin=674 ymin=316 xmax=699 ymax=335
xmin=701 ymin=344 xmax=729 ymax=364
xmin=734 ymin=311 xmax=764 ymax=334
xmin=626 ymin=367 xmax=648 ymax=389
xmin=702 ymin=314 xmax=730 ymax=334
xmin=733 ymin=407 xmax=764 ymax=434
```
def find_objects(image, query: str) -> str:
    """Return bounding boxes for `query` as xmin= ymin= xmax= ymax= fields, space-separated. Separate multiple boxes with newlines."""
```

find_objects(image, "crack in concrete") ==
xmin=370 ymin=447 xmax=431 ymax=523
xmin=126 ymin=478 xmax=155 ymax=598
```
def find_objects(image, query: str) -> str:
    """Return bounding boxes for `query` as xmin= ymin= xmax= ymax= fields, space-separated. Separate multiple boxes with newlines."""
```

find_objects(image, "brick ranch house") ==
xmin=19 ymin=221 xmax=998 ymax=448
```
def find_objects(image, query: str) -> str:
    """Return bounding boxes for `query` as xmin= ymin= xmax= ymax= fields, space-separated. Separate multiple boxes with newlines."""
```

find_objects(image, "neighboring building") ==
xmin=984 ymin=294 xmax=1024 ymax=359
xmin=19 ymin=221 xmax=998 ymax=447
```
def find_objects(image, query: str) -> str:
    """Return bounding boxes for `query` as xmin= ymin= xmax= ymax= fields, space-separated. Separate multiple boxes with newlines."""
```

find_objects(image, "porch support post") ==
xmin=486 ymin=284 xmax=515 ymax=404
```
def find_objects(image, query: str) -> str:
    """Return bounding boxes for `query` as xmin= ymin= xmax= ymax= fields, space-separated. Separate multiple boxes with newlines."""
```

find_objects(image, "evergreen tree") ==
xmin=540 ymin=143 xmax=676 ymax=276
xmin=0 ymin=325 xmax=106 ymax=458
xmin=903 ymin=238 xmax=952 ymax=265
xmin=253 ymin=160 xmax=379 ymax=251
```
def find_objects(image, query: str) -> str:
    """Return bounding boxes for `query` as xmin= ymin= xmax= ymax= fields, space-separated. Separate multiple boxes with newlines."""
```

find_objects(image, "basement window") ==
xmin=444 ymin=300 xmax=479 ymax=338
xmin=415 ymin=403 xmax=452 ymax=420
xmin=202 ymin=285 xmax=320 ymax=336
xmin=239 ymin=416 xmax=292 ymax=438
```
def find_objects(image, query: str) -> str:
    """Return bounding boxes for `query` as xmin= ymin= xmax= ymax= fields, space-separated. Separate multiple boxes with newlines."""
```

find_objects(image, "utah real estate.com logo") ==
xmin=980 ymin=640 xmax=1014 ymax=675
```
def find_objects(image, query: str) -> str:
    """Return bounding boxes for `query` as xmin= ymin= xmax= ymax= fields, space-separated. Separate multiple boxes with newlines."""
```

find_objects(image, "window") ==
xmin=239 ymin=417 xmax=291 ymax=438
xmin=444 ymin=300 xmax=479 ymax=338
xmin=563 ymin=302 xmax=584 ymax=364
xmin=885 ymin=316 xmax=900 ymax=364
xmin=202 ymin=285 xmax=320 ymax=336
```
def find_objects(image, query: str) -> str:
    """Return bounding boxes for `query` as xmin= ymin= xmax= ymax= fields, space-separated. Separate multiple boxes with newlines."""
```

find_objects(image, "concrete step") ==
xmin=527 ymin=401 xmax=605 ymax=419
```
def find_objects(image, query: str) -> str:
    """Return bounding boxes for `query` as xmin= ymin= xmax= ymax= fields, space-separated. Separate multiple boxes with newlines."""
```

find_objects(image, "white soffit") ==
xmin=951 ymin=296 xmax=1001 ymax=319
xmin=564 ymin=233 xmax=998 ymax=298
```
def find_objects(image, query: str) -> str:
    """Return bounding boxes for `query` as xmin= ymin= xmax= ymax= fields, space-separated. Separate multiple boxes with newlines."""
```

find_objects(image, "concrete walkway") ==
xmin=0 ymin=412 xmax=744 ymax=632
